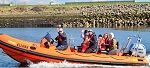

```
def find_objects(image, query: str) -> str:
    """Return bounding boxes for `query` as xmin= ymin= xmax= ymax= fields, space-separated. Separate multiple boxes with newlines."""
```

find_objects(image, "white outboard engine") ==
xmin=128 ymin=36 xmax=146 ymax=57
xmin=129 ymin=43 xmax=146 ymax=57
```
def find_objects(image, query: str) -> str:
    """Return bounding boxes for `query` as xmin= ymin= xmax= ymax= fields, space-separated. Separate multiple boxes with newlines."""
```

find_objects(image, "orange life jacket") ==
xmin=108 ymin=39 xmax=113 ymax=47
xmin=98 ymin=38 xmax=107 ymax=50
xmin=81 ymin=35 xmax=91 ymax=52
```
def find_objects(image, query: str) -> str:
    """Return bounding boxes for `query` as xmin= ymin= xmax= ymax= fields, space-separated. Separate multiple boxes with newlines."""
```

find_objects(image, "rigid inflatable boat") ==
xmin=0 ymin=34 xmax=148 ymax=66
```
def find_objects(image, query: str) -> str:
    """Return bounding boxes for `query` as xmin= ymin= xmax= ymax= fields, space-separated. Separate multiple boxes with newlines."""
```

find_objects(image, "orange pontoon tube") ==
xmin=0 ymin=34 xmax=148 ymax=66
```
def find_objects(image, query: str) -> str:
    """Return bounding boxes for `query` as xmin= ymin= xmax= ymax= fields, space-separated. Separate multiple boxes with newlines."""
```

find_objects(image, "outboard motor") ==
xmin=129 ymin=43 xmax=146 ymax=57
xmin=129 ymin=36 xmax=146 ymax=57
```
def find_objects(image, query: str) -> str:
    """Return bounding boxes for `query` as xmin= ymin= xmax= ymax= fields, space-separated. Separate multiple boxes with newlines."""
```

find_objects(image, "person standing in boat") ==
xmin=55 ymin=28 xmax=68 ymax=50
xmin=85 ymin=30 xmax=98 ymax=53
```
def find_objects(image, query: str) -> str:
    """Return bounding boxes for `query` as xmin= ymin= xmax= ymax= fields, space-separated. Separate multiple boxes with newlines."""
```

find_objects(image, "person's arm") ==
xmin=105 ymin=39 xmax=109 ymax=46
xmin=55 ymin=36 xmax=58 ymax=41
xmin=89 ymin=35 xmax=97 ymax=44
xmin=98 ymin=39 xmax=101 ymax=48
xmin=112 ymin=39 xmax=117 ymax=49
xmin=81 ymin=30 xmax=85 ymax=39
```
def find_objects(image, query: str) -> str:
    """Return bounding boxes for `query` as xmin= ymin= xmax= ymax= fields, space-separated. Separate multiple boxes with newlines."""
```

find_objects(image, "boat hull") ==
xmin=0 ymin=42 xmax=61 ymax=63
xmin=0 ymin=34 xmax=149 ymax=66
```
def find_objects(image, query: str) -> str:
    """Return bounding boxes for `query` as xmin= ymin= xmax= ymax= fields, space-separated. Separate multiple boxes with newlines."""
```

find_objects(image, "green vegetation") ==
xmin=0 ymin=2 xmax=150 ymax=28
xmin=63 ymin=1 xmax=150 ymax=7
xmin=0 ymin=1 xmax=149 ymax=16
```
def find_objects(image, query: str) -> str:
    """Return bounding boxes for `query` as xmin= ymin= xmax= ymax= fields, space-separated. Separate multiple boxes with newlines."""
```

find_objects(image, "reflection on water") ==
xmin=113 ymin=25 xmax=148 ymax=31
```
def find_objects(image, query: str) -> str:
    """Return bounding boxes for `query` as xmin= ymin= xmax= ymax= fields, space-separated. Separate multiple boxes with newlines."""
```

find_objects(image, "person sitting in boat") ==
xmin=84 ymin=30 xmax=98 ymax=53
xmin=97 ymin=33 xmax=109 ymax=53
xmin=97 ymin=34 xmax=103 ymax=53
xmin=55 ymin=28 xmax=68 ymax=50
xmin=102 ymin=33 xmax=109 ymax=51
xmin=107 ymin=32 xmax=118 ymax=51
xmin=40 ymin=32 xmax=54 ymax=48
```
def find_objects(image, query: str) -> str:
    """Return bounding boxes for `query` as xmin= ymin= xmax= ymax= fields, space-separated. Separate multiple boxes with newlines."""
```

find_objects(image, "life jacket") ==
xmin=56 ymin=35 xmax=63 ymax=42
xmin=81 ymin=35 xmax=90 ymax=52
xmin=98 ymin=38 xmax=107 ymax=51
xmin=108 ymin=39 xmax=113 ymax=46
xmin=89 ymin=34 xmax=97 ymax=49
xmin=108 ymin=38 xmax=118 ymax=50
xmin=112 ymin=38 xmax=118 ymax=49
xmin=81 ymin=42 xmax=90 ymax=52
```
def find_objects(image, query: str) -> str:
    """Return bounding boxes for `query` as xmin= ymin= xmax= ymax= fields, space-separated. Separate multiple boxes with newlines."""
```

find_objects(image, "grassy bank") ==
xmin=0 ymin=2 xmax=150 ymax=28
xmin=0 ymin=2 xmax=150 ymax=16
xmin=65 ymin=1 xmax=150 ymax=7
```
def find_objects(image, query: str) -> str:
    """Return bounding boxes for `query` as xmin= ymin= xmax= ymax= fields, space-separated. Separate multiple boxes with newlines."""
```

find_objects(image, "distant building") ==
xmin=0 ymin=0 xmax=16 ymax=6
xmin=0 ymin=4 xmax=12 ymax=6
xmin=65 ymin=0 xmax=135 ymax=4
xmin=93 ymin=0 xmax=134 ymax=2
xmin=50 ymin=2 xmax=63 ymax=5
xmin=65 ymin=0 xmax=150 ymax=4
xmin=0 ymin=2 xmax=15 ymax=6
xmin=135 ymin=0 xmax=150 ymax=2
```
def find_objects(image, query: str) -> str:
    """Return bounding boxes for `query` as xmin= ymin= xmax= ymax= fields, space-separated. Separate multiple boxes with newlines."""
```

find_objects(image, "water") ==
xmin=0 ymin=28 xmax=150 ymax=67
xmin=29 ymin=61 xmax=150 ymax=68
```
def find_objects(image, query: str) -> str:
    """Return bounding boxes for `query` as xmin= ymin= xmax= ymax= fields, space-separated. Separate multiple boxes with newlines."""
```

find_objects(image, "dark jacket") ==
xmin=85 ymin=33 xmax=98 ymax=53
xmin=55 ymin=32 xmax=68 ymax=50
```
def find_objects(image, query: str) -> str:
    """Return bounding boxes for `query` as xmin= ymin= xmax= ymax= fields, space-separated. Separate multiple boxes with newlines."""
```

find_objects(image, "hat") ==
xmin=110 ymin=32 xmax=114 ymax=39
xmin=58 ymin=28 xmax=64 ymax=33
xmin=98 ymin=34 xmax=102 ymax=37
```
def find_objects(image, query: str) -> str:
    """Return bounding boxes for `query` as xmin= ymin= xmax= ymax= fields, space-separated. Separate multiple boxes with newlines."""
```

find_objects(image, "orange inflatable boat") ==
xmin=0 ymin=34 xmax=148 ymax=66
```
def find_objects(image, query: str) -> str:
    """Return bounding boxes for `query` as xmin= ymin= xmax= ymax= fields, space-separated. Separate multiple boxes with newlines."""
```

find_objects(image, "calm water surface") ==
xmin=0 ymin=28 xmax=150 ymax=67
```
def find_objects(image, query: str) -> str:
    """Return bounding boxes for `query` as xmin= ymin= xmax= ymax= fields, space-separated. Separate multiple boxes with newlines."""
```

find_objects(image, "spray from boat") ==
xmin=29 ymin=55 xmax=150 ymax=68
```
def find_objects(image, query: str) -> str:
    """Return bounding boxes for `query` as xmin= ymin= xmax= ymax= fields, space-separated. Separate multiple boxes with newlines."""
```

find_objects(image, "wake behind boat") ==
xmin=0 ymin=34 xmax=148 ymax=66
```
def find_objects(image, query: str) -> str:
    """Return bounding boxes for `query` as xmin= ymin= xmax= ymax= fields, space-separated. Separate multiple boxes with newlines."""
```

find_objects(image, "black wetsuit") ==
xmin=55 ymin=32 xmax=68 ymax=50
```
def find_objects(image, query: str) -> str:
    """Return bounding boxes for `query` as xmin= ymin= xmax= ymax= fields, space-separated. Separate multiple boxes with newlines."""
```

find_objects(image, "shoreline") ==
xmin=0 ymin=2 xmax=150 ymax=28
xmin=0 ymin=14 xmax=149 ymax=28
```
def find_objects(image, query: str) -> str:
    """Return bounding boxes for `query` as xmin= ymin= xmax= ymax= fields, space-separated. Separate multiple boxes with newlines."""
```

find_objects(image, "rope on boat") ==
xmin=55 ymin=51 xmax=74 ymax=55
xmin=109 ymin=56 xmax=128 ymax=60
xmin=92 ymin=54 xmax=109 ymax=58
xmin=55 ymin=50 xmax=91 ymax=57
xmin=56 ymin=50 xmax=128 ymax=60
xmin=75 ymin=53 xmax=90 ymax=57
